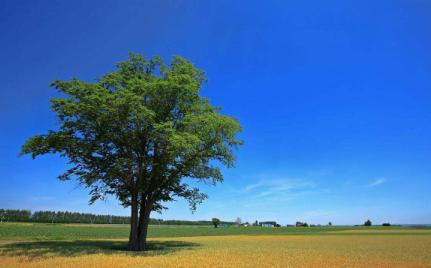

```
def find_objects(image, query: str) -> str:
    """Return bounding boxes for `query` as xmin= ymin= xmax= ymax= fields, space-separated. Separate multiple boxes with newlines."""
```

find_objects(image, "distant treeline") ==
xmin=0 ymin=209 xmax=234 ymax=225
xmin=0 ymin=209 xmax=131 ymax=224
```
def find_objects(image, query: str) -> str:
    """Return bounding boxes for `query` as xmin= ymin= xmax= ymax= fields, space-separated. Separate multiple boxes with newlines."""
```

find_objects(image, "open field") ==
xmin=1 ymin=222 xmax=430 ymax=240
xmin=1 ymin=223 xmax=431 ymax=267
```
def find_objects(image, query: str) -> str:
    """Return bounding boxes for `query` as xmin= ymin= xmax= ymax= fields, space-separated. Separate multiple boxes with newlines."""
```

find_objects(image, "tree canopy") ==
xmin=21 ymin=53 xmax=242 ymax=250
xmin=212 ymin=217 xmax=221 ymax=228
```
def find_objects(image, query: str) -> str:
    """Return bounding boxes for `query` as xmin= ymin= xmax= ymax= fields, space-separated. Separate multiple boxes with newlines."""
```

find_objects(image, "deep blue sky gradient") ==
xmin=1 ymin=0 xmax=430 ymax=225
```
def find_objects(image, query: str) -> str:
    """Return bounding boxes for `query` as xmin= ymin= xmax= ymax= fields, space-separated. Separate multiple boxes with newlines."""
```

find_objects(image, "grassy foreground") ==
xmin=1 ymin=223 xmax=431 ymax=267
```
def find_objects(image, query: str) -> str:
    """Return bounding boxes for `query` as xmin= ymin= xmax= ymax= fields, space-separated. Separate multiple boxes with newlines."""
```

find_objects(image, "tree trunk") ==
xmin=128 ymin=195 xmax=152 ymax=251
xmin=137 ymin=200 xmax=152 ymax=250
xmin=128 ymin=195 xmax=140 ymax=251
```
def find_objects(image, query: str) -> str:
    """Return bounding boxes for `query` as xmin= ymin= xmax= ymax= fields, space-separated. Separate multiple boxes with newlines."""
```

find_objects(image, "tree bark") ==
xmin=128 ymin=195 xmax=152 ymax=251
xmin=128 ymin=195 xmax=140 ymax=251
xmin=137 ymin=204 xmax=151 ymax=250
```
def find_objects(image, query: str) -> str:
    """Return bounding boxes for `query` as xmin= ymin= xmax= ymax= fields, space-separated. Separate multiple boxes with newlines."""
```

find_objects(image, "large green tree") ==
xmin=21 ymin=54 xmax=242 ymax=251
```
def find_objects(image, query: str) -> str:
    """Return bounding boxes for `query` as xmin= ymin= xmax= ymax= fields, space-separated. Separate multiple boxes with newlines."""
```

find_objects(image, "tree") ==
xmin=21 ymin=54 xmax=242 ymax=251
xmin=328 ymin=221 xmax=332 ymax=226
xmin=235 ymin=217 xmax=242 ymax=226
xmin=364 ymin=219 xmax=372 ymax=226
xmin=212 ymin=218 xmax=220 ymax=228
xmin=0 ymin=209 xmax=5 ymax=223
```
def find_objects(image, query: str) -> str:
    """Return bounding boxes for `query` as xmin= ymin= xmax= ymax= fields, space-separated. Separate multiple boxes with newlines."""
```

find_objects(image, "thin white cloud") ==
xmin=238 ymin=177 xmax=317 ymax=202
xmin=243 ymin=182 xmax=265 ymax=192
xmin=367 ymin=178 xmax=386 ymax=187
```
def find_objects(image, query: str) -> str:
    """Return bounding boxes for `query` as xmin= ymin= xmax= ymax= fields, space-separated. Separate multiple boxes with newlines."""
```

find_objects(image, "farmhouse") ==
xmin=260 ymin=221 xmax=277 ymax=227
xmin=296 ymin=221 xmax=308 ymax=227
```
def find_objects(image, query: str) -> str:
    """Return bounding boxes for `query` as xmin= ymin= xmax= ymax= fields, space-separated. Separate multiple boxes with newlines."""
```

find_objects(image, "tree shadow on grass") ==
xmin=0 ymin=240 xmax=200 ymax=259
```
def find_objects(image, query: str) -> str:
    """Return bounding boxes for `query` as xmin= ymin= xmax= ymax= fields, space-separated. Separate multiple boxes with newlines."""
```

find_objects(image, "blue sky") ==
xmin=1 ymin=0 xmax=430 ymax=225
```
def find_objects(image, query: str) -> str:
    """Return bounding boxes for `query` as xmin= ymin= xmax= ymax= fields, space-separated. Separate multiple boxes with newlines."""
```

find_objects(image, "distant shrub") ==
xmin=364 ymin=219 xmax=372 ymax=226
xmin=382 ymin=223 xmax=391 ymax=226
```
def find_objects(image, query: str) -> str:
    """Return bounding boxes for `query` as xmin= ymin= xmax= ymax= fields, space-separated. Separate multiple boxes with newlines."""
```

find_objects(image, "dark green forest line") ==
xmin=0 ymin=209 xmax=234 ymax=226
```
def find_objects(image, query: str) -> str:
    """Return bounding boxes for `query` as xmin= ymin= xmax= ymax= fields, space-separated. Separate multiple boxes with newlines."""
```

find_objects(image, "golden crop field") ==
xmin=1 ymin=234 xmax=431 ymax=268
